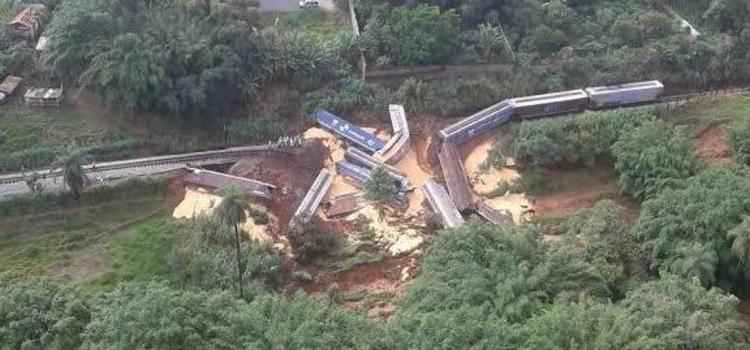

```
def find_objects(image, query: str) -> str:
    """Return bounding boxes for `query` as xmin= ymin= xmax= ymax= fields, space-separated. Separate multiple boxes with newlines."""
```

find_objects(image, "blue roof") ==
xmin=311 ymin=110 xmax=385 ymax=154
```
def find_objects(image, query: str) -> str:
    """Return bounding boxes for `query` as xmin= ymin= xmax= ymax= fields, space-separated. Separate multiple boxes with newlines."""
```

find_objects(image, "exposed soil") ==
xmin=695 ymin=123 xmax=734 ymax=166
xmin=302 ymin=254 xmax=420 ymax=319
xmin=229 ymin=140 xmax=327 ymax=234
xmin=738 ymin=299 xmax=750 ymax=329
xmin=532 ymin=167 xmax=639 ymax=221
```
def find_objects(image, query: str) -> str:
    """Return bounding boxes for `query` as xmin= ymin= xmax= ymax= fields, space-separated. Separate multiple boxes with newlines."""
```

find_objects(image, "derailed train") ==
xmin=439 ymin=80 xmax=664 ymax=144
xmin=429 ymin=80 xmax=664 ymax=228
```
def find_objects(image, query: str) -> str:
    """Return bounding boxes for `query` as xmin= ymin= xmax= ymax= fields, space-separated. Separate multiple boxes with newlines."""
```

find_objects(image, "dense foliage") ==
xmin=356 ymin=0 xmax=750 ymax=88
xmin=44 ymin=0 xmax=353 ymax=117
xmin=364 ymin=166 xmax=399 ymax=202
xmin=633 ymin=166 xmax=750 ymax=293
xmin=730 ymin=115 xmax=750 ymax=165
xmin=509 ymin=107 xmax=656 ymax=168
xmin=3 ymin=205 xmax=750 ymax=348
xmin=612 ymin=119 xmax=703 ymax=201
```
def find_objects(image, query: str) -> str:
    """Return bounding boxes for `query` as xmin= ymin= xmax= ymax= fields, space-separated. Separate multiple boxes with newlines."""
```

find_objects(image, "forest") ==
xmin=2 ymin=0 xmax=750 ymax=348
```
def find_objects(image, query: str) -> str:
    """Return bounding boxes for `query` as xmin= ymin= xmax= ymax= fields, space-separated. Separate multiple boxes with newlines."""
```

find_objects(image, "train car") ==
xmin=585 ymin=81 xmax=664 ymax=109
xmin=438 ymin=143 xmax=474 ymax=212
xmin=374 ymin=104 xmax=411 ymax=164
xmin=336 ymin=160 xmax=372 ymax=188
xmin=439 ymin=100 xmax=513 ymax=144
xmin=344 ymin=147 xmax=411 ymax=192
xmin=311 ymin=110 xmax=386 ymax=154
xmin=291 ymin=168 xmax=334 ymax=227
xmin=422 ymin=179 xmax=465 ymax=229
xmin=509 ymin=90 xmax=589 ymax=119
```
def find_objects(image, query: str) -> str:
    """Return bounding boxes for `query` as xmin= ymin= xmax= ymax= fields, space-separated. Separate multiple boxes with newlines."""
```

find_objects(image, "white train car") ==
xmin=439 ymin=100 xmax=513 ymax=144
xmin=422 ymin=178 xmax=465 ymax=229
xmin=585 ymin=81 xmax=664 ymax=109
xmin=509 ymin=90 xmax=589 ymax=119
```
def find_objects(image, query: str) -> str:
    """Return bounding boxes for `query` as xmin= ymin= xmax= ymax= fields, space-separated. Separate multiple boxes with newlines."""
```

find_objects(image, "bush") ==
xmin=729 ymin=118 xmax=750 ymax=165
xmin=509 ymin=108 xmax=656 ymax=168
xmin=0 ymin=178 xmax=166 ymax=217
xmin=288 ymin=221 xmax=338 ymax=262
xmin=226 ymin=117 xmax=286 ymax=145
xmin=612 ymin=120 xmax=702 ymax=201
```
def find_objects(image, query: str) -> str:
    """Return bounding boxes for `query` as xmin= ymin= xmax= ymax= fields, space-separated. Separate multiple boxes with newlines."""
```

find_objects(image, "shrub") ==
xmin=226 ymin=117 xmax=286 ymax=145
xmin=509 ymin=108 xmax=656 ymax=168
xmin=729 ymin=117 xmax=750 ymax=165
xmin=612 ymin=120 xmax=702 ymax=201
xmin=288 ymin=221 xmax=338 ymax=262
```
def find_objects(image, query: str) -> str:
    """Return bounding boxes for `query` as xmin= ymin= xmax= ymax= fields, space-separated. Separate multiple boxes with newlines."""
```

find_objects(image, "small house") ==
xmin=24 ymin=86 xmax=63 ymax=107
xmin=8 ymin=5 xmax=47 ymax=40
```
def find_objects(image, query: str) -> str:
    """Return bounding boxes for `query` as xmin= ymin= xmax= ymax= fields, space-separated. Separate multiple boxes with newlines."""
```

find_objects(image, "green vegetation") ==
xmin=509 ymin=107 xmax=656 ymax=168
xmin=364 ymin=166 xmax=398 ymax=202
xmin=0 ymin=110 xmax=140 ymax=172
xmin=612 ymin=119 xmax=703 ymax=201
xmin=728 ymin=99 xmax=750 ymax=165
xmin=0 ymin=180 xmax=166 ymax=278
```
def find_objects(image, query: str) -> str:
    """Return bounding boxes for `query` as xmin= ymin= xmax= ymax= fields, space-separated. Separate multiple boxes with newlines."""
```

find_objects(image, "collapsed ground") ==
xmin=3 ymin=94 xmax=748 ymax=318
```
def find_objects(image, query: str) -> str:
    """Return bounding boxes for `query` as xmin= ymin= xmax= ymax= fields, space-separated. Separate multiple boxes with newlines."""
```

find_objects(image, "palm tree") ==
xmin=214 ymin=186 xmax=251 ymax=299
xmin=60 ymin=151 xmax=88 ymax=200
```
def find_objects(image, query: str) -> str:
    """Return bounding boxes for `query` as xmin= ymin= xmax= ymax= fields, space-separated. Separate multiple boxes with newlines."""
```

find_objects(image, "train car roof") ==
xmin=311 ymin=110 xmax=385 ymax=153
xmin=509 ymin=89 xmax=588 ymax=106
xmin=440 ymin=100 xmax=512 ymax=137
xmin=585 ymin=80 xmax=664 ymax=93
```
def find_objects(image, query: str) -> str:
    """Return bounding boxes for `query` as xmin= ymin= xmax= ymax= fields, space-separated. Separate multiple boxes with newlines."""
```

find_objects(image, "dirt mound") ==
xmin=695 ymin=124 xmax=733 ymax=166
xmin=229 ymin=140 xmax=327 ymax=233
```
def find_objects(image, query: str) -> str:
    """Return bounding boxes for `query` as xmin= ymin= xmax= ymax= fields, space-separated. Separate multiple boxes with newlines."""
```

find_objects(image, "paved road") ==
xmin=258 ymin=0 xmax=335 ymax=12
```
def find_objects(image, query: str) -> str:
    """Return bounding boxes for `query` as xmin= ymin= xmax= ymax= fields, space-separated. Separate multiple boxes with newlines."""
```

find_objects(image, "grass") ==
xmin=84 ymin=217 xmax=180 ymax=292
xmin=0 ymin=177 xmax=172 ymax=290
xmin=265 ymin=8 xmax=350 ymax=38
xmin=661 ymin=95 xmax=750 ymax=133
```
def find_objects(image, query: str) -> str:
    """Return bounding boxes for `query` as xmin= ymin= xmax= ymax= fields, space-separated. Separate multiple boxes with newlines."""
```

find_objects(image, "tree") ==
xmin=364 ymin=166 xmax=398 ymax=202
xmin=0 ymin=276 xmax=90 ymax=350
xmin=214 ymin=186 xmax=251 ymax=299
xmin=729 ymin=117 xmax=750 ymax=165
xmin=633 ymin=167 xmax=750 ymax=292
xmin=612 ymin=120 xmax=702 ymax=201
xmin=60 ymin=151 xmax=88 ymax=200
xmin=169 ymin=217 xmax=281 ymax=296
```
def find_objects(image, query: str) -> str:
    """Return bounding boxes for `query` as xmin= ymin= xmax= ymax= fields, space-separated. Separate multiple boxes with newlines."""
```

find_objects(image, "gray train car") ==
xmin=291 ymin=168 xmax=334 ymax=226
xmin=585 ymin=81 xmax=664 ymax=109
xmin=336 ymin=160 xmax=372 ymax=188
xmin=509 ymin=90 xmax=589 ymax=120
xmin=422 ymin=179 xmax=465 ymax=229
xmin=438 ymin=142 xmax=474 ymax=212
xmin=439 ymin=100 xmax=513 ymax=144
xmin=379 ymin=104 xmax=412 ymax=164
xmin=344 ymin=147 xmax=411 ymax=191
xmin=476 ymin=200 xmax=513 ymax=226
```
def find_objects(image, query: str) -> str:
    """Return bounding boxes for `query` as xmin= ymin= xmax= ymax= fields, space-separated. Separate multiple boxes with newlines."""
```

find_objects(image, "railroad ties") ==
xmin=437 ymin=142 xmax=474 ymax=212
xmin=290 ymin=168 xmax=334 ymax=228
xmin=421 ymin=178 xmax=465 ymax=229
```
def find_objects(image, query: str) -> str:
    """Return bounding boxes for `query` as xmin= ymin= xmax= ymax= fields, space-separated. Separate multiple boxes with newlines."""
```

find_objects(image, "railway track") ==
xmin=0 ymin=145 xmax=283 ymax=185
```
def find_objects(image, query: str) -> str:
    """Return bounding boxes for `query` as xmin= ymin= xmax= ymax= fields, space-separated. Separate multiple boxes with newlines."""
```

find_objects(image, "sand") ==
xmin=347 ymin=205 xmax=423 ymax=256
xmin=393 ymin=142 xmax=431 ymax=216
xmin=463 ymin=137 xmax=520 ymax=194
xmin=303 ymin=127 xmax=347 ymax=170
xmin=172 ymin=187 xmax=273 ymax=243
xmin=484 ymin=194 xmax=533 ymax=225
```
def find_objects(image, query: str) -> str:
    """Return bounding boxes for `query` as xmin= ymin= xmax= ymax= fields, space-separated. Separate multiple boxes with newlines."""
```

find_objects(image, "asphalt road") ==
xmin=258 ymin=0 xmax=335 ymax=12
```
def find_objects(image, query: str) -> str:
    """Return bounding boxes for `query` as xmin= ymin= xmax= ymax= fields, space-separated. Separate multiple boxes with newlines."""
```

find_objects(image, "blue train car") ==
xmin=312 ymin=110 xmax=386 ymax=154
